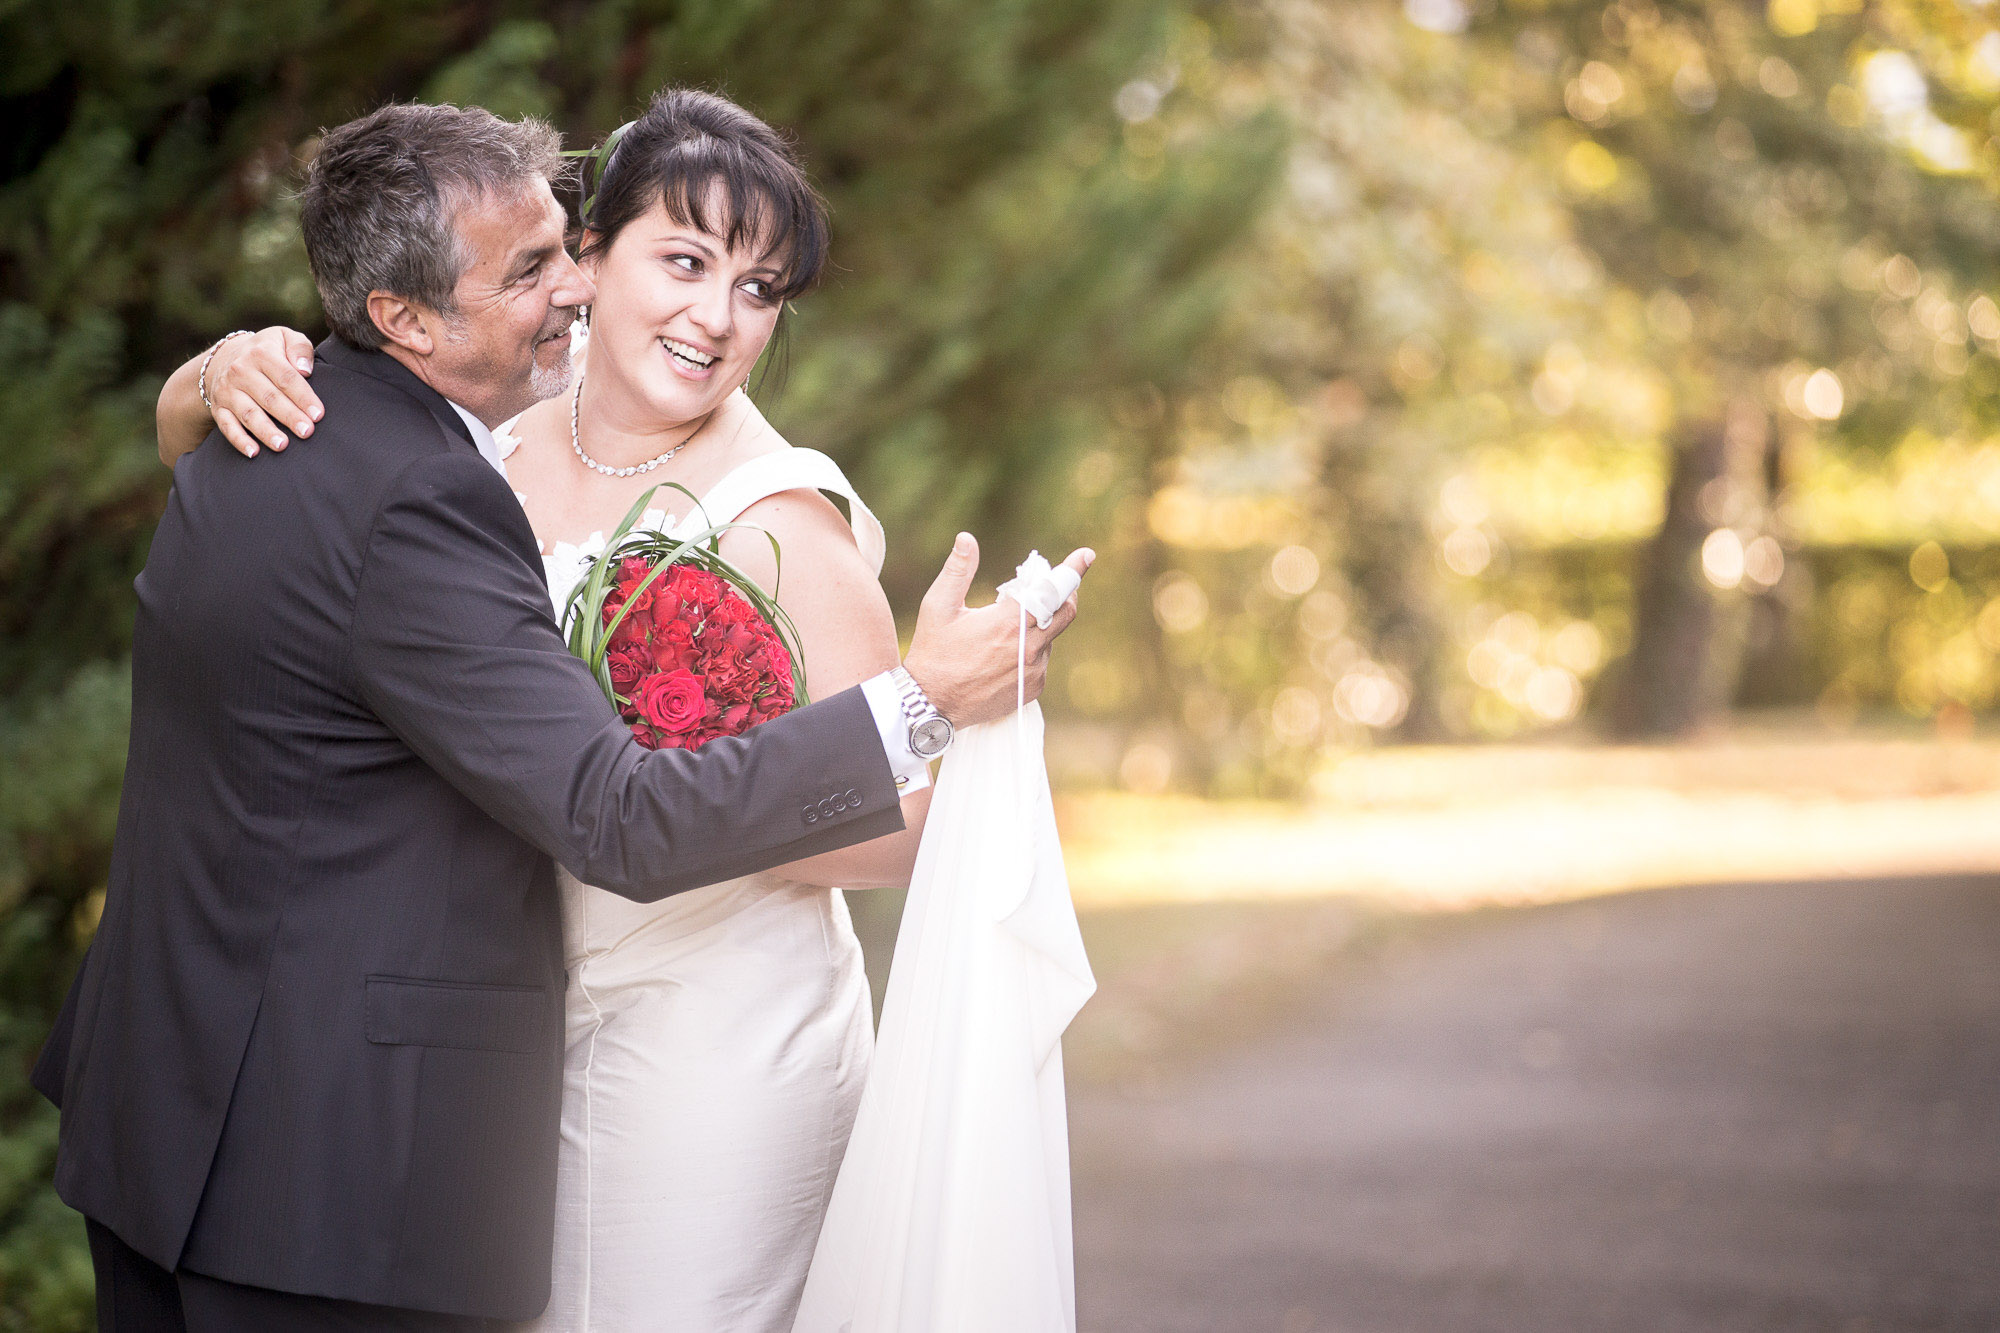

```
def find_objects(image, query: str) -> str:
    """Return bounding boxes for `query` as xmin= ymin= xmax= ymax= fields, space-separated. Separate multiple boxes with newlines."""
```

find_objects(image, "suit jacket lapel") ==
xmin=316 ymin=338 xmax=480 ymax=458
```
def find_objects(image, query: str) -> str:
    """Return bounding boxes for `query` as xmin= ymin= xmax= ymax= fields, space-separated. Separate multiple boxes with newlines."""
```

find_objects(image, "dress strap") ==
xmin=672 ymin=447 xmax=886 ymax=577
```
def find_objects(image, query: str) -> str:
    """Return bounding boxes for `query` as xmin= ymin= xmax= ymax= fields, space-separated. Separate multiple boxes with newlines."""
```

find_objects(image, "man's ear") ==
xmin=367 ymin=291 xmax=438 ymax=357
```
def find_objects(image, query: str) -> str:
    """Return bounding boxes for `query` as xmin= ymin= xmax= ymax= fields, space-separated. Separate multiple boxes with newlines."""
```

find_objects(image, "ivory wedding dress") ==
xmin=793 ymin=556 xmax=1094 ymax=1333
xmin=506 ymin=412 xmax=890 ymax=1333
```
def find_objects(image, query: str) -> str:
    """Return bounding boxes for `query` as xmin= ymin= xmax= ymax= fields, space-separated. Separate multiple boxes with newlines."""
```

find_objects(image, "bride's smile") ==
xmin=662 ymin=335 xmax=717 ymax=374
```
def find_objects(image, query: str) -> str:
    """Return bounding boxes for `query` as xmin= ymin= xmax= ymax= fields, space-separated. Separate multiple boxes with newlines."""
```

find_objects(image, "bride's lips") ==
xmin=661 ymin=338 xmax=719 ymax=381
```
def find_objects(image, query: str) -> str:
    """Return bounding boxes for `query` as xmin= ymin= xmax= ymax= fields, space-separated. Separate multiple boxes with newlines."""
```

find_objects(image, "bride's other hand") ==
xmin=156 ymin=326 xmax=322 ymax=466
xmin=902 ymin=535 xmax=1093 ymax=727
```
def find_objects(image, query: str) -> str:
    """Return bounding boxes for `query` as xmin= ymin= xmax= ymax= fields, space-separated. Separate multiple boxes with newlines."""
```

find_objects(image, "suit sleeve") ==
xmin=348 ymin=450 xmax=904 ymax=901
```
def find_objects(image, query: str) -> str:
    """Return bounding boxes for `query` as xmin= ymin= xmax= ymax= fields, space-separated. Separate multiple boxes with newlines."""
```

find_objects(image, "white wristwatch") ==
xmin=889 ymin=666 xmax=954 ymax=760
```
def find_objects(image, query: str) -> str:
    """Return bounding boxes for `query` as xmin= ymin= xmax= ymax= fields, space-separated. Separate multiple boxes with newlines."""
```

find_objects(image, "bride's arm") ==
xmin=718 ymin=489 xmax=930 ymax=890
xmin=157 ymin=327 xmax=324 ymax=466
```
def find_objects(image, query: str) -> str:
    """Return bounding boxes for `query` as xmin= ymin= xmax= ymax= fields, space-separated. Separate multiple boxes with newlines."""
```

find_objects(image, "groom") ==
xmin=33 ymin=103 xmax=1089 ymax=1331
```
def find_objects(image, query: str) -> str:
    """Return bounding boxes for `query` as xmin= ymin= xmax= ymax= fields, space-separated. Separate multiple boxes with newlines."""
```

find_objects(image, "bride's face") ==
xmin=581 ymin=190 xmax=785 ymax=427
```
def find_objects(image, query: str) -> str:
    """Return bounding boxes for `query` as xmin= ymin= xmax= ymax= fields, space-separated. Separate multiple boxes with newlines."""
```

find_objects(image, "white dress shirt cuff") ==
xmin=859 ymin=671 xmax=933 ymax=795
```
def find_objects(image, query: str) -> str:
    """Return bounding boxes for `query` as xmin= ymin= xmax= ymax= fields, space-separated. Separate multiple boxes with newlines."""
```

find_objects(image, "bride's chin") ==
xmin=639 ymin=376 xmax=724 ymax=422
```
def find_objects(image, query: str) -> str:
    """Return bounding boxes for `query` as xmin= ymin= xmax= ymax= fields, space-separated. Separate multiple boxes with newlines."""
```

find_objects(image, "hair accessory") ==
xmin=561 ymin=120 xmax=636 ymax=228
xmin=198 ymin=330 xmax=254 ymax=412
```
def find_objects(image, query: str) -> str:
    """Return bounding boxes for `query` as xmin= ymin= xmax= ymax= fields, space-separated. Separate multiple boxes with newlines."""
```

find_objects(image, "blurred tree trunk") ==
xmin=1615 ymin=399 xmax=1798 ymax=737
xmin=1613 ymin=417 xmax=1734 ymax=738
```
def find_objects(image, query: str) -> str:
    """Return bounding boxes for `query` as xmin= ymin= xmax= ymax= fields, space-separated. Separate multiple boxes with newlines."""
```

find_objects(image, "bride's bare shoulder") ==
xmin=497 ymin=395 xmax=569 ymax=482
xmin=509 ymin=395 xmax=568 ymax=447
xmin=717 ymin=441 xmax=871 ymax=597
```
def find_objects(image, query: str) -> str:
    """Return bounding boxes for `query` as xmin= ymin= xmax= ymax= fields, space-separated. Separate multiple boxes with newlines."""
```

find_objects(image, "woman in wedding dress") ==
xmin=159 ymin=89 xmax=928 ymax=1332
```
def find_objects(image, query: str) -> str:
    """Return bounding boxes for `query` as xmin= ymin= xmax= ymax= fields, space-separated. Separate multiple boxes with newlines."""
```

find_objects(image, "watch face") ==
xmin=912 ymin=716 xmax=954 ymax=757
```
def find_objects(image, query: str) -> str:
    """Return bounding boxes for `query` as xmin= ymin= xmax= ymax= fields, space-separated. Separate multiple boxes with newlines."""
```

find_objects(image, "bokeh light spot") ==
xmin=1909 ymin=541 xmax=1950 ymax=593
xmin=1271 ymin=687 xmax=1323 ymax=743
xmin=1744 ymin=535 xmax=1786 ymax=589
xmin=1768 ymin=0 xmax=1819 ymax=34
xmin=1702 ymin=528 xmax=1746 ymax=590
xmin=1153 ymin=573 xmax=1210 ymax=633
xmin=1269 ymin=546 xmax=1322 ymax=597
xmin=1802 ymin=369 xmax=1845 ymax=420
xmin=1565 ymin=140 xmax=1619 ymax=192
xmin=1119 ymin=742 xmax=1173 ymax=793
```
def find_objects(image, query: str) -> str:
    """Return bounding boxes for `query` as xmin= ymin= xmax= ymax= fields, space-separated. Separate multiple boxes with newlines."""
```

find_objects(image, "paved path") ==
xmin=1067 ymin=876 xmax=2000 ymax=1332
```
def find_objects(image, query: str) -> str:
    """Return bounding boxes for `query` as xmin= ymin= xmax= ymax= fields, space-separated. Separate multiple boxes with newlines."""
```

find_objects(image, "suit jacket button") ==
xmin=802 ymin=806 xmax=818 ymax=825
xmin=845 ymin=788 xmax=860 ymax=804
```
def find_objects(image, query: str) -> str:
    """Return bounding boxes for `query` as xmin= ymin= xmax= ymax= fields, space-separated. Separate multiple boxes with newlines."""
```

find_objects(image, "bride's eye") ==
xmin=740 ymin=278 xmax=774 ymax=302
xmin=667 ymin=254 xmax=702 ymax=275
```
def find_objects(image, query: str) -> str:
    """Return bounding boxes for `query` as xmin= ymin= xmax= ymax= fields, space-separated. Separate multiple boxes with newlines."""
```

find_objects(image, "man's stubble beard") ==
xmin=438 ymin=307 xmax=575 ymax=423
xmin=528 ymin=345 xmax=573 ymax=404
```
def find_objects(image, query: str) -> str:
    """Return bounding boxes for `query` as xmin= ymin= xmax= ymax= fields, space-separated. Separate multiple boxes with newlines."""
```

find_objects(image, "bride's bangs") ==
xmin=654 ymin=137 xmax=828 ymax=302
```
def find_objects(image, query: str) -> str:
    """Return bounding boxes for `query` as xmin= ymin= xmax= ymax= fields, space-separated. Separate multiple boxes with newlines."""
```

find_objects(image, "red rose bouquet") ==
xmin=561 ymin=484 xmax=808 ymax=751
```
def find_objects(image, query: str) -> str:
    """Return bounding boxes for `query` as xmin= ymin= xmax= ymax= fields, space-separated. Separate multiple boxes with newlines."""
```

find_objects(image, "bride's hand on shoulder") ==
xmin=156 ymin=326 xmax=323 ymax=466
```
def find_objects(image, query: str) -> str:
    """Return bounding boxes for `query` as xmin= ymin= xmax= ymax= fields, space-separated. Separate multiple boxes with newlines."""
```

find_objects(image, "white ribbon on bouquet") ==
xmin=793 ymin=553 xmax=1096 ymax=1333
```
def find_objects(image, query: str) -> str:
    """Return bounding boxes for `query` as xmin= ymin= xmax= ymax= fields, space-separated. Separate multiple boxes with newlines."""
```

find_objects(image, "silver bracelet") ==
xmin=197 ymin=331 xmax=254 ymax=412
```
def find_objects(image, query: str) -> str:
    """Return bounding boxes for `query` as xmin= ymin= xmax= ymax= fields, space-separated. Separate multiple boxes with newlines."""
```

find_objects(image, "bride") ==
xmin=159 ymin=89 xmax=937 ymax=1332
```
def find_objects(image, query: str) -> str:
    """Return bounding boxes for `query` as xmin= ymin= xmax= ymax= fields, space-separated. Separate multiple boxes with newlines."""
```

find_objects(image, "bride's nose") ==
xmin=685 ymin=277 xmax=734 ymax=341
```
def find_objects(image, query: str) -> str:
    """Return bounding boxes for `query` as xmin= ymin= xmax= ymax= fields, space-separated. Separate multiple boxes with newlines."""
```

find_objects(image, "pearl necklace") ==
xmin=569 ymin=371 xmax=703 ymax=478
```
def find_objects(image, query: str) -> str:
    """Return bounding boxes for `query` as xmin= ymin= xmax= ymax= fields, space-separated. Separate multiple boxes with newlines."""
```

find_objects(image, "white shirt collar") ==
xmin=445 ymin=400 xmax=505 ymax=474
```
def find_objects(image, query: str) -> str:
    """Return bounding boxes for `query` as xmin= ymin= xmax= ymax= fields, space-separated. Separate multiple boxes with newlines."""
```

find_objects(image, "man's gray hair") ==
xmin=301 ymin=103 xmax=564 ymax=349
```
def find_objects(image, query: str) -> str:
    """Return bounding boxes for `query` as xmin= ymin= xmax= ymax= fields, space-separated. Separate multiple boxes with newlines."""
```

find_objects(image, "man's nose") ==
xmin=550 ymin=250 xmax=596 ymax=310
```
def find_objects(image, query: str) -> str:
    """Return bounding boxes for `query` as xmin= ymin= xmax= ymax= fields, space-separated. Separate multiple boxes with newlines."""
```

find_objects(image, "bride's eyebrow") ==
xmin=660 ymin=233 xmax=719 ymax=258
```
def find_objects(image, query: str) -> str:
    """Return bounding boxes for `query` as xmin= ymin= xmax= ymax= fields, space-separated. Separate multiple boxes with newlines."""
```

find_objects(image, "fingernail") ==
xmin=1081 ymin=547 xmax=1096 ymax=570
xmin=271 ymin=438 xmax=286 ymax=450
xmin=310 ymin=405 xmax=323 ymax=420
xmin=296 ymin=421 xmax=312 ymax=435
xmin=296 ymin=359 xmax=313 ymax=372
xmin=245 ymin=444 xmax=259 ymax=457
xmin=954 ymin=532 xmax=972 ymax=554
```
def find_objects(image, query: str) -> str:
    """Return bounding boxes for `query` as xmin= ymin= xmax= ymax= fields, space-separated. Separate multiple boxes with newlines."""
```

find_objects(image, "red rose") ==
xmin=666 ymin=564 xmax=724 ymax=615
xmin=607 ymin=644 xmax=650 ymax=694
xmin=634 ymin=669 xmax=706 ymax=736
xmin=707 ymin=596 xmax=755 ymax=629
xmin=751 ymin=638 xmax=792 ymax=683
xmin=603 ymin=557 xmax=660 ymax=624
xmin=650 ymin=619 xmax=697 ymax=672
xmin=702 ymin=651 xmax=759 ymax=704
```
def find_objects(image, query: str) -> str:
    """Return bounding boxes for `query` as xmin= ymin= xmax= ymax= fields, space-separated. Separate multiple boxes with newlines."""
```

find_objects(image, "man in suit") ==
xmin=34 ymin=103 xmax=1089 ymax=1331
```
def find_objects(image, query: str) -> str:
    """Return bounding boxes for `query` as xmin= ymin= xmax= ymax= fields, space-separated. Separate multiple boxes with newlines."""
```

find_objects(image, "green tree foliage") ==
xmin=0 ymin=2 xmax=1281 ymax=1323
xmin=1480 ymin=0 xmax=2000 ymax=735
xmin=1117 ymin=0 xmax=2000 ymax=792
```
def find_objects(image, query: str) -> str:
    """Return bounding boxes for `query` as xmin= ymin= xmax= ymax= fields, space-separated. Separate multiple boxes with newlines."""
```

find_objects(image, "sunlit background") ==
xmin=5 ymin=0 xmax=2000 ymax=1327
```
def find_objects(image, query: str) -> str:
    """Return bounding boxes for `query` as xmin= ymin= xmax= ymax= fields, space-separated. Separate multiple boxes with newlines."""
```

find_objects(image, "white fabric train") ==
xmin=793 ymin=555 xmax=1097 ymax=1333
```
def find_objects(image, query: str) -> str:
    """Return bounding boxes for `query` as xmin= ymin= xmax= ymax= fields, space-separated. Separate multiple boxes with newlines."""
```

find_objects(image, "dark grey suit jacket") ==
xmin=33 ymin=338 xmax=903 ymax=1319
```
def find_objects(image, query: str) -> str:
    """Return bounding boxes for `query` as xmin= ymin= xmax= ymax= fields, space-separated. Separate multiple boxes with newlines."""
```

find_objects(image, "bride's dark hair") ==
xmin=576 ymin=89 xmax=829 ymax=302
